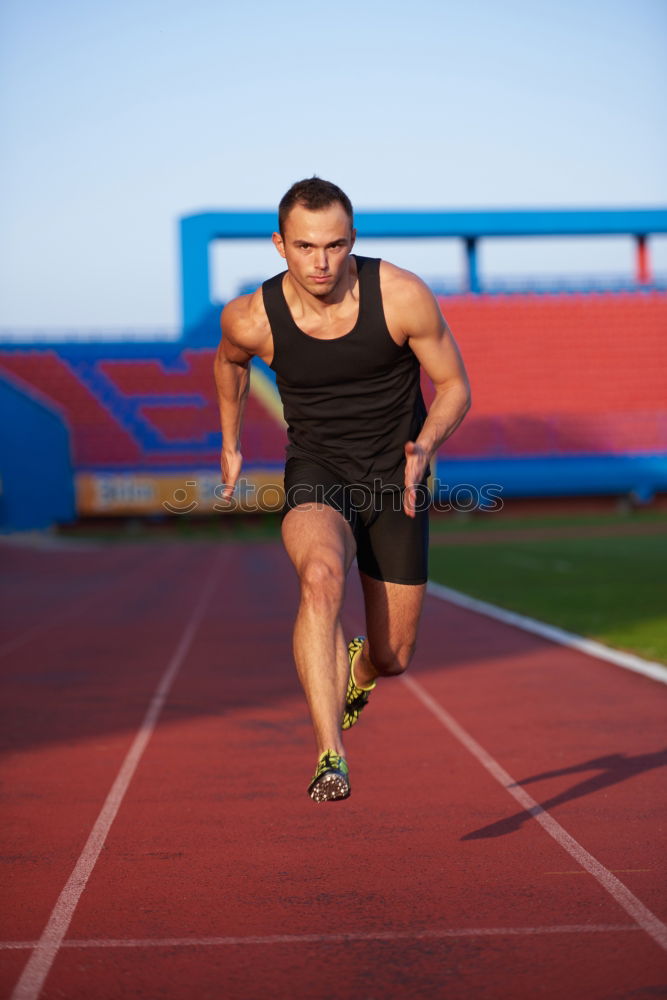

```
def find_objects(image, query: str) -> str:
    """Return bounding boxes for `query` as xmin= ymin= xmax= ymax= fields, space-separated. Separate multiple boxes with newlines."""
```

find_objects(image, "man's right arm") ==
xmin=214 ymin=296 xmax=256 ymax=502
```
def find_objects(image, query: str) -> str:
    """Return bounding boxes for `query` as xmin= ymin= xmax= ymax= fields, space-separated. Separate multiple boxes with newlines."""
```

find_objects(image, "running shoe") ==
xmin=342 ymin=636 xmax=376 ymax=731
xmin=307 ymin=749 xmax=350 ymax=802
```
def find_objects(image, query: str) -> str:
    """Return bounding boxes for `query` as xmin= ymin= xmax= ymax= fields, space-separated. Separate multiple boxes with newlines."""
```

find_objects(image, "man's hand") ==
xmin=403 ymin=441 xmax=430 ymax=518
xmin=220 ymin=448 xmax=243 ymax=504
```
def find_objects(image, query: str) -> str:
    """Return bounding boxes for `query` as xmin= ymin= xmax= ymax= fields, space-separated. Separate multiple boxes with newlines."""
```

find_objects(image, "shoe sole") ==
xmin=309 ymin=773 xmax=350 ymax=803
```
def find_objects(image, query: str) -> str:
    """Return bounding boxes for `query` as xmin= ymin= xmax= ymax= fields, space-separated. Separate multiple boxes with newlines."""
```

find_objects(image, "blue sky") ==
xmin=1 ymin=0 xmax=666 ymax=333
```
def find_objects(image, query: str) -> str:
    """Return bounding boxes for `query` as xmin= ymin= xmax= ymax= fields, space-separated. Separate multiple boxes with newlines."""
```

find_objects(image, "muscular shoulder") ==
xmin=221 ymin=288 xmax=269 ymax=350
xmin=220 ymin=287 xmax=271 ymax=361
xmin=379 ymin=260 xmax=445 ymax=341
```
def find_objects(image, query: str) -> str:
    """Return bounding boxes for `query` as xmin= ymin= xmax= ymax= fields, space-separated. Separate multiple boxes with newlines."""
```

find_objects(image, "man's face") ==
xmin=273 ymin=202 xmax=356 ymax=298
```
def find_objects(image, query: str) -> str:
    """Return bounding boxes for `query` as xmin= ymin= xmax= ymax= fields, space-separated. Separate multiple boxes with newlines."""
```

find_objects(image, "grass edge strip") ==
xmin=426 ymin=580 xmax=667 ymax=686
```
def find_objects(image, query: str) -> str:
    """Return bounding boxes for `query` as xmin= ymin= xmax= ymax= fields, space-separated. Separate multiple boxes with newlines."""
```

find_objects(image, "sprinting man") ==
xmin=215 ymin=178 xmax=470 ymax=802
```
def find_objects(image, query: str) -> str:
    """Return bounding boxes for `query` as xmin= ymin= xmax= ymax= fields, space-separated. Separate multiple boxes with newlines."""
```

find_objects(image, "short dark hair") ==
xmin=278 ymin=177 xmax=354 ymax=236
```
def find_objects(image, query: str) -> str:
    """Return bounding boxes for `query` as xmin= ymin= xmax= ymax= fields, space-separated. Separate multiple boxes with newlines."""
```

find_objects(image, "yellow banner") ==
xmin=76 ymin=470 xmax=286 ymax=516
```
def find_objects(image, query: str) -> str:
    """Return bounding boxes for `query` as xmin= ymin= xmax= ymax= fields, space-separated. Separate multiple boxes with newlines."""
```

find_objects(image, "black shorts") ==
xmin=282 ymin=457 xmax=429 ymax=585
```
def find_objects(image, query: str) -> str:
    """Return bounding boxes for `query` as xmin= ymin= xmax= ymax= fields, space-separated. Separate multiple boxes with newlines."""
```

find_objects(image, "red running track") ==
xmin=1 ymin=538 xmax=666 ymax=999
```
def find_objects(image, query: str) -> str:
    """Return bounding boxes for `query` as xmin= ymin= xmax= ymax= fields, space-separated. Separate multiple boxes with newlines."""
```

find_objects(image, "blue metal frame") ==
xmin=180 ymin=207 xmax=667 ymax=329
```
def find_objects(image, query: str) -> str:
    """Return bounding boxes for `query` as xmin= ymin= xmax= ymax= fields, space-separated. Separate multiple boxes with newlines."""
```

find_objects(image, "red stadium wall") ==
xmin=434 ymin=292 xmax=667 ymax=457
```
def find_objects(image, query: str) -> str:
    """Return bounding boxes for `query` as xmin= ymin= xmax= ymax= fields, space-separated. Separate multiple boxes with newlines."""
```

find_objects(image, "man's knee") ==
xmin=299 ymin=554 xmax=345 ymax=606
xmin=370 ymin=640 xmax=416 ymax=677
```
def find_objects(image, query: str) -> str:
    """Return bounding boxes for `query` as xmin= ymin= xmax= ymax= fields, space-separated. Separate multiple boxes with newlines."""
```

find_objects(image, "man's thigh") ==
xmin=282 ymin=502 xmax=357 ymax=577
xmin=356 ymin=495 xmax=429 ymax=586
xmin=281 ymin=457 xmax=358 ymax=576
xmin=359 ymin=572 xmax=426 ymax=670
xmin=356 ymin=499 xmax=429 ymax=666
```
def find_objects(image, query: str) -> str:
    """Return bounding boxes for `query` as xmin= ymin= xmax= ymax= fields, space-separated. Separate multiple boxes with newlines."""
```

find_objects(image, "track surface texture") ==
xmin=2 ymin=538 xmax=666 ymax=1000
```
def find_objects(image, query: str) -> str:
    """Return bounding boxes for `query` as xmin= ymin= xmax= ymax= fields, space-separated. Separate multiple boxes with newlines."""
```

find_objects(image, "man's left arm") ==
xmin=399 ymin=274 xmax=472 ymax=517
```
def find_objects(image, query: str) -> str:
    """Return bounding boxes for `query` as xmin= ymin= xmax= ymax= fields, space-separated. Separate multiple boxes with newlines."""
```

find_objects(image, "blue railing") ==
xmin=180 ymin=207 xmax=667 ymax=328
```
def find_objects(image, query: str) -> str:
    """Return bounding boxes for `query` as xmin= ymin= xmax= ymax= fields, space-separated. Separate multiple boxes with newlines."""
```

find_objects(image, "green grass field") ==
xmin=428 ymin=512 xmax=667 ymax=665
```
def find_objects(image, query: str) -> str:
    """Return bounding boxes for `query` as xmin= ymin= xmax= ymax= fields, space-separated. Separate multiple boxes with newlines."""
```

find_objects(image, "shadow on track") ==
xmin=461 ymin=747 xmax=667 ymax=840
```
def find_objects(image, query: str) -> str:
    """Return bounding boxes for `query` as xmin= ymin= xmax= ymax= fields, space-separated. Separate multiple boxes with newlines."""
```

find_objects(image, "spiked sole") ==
xmin=308 ymin=772 xmax=351 ymax=803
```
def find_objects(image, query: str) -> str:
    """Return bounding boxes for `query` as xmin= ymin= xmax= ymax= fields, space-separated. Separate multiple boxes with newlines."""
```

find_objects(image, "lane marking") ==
xmin=402 ymin=673 xmax=667 ymax=954
xmin=10 ymin=552 xmax=224 ymax=1000
xmin=0 ymin=925 xmax=641 ymax=951
xmin=545 ymin=869 xmax=652 ymax=875
xmin=426 ymin=580 xmax=667 ymax=685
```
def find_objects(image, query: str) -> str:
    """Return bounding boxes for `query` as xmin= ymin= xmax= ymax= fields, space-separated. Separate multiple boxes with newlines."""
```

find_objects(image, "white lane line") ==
xmin=10 ymin=553 xmax=223 ymax=1000
xmin=0 ymin=925 xmax=641 ymax=950
xmin=402 ymin=673 xmax=667 ymax=954
xmin=426 ymin=580 xmax=667 ymax=685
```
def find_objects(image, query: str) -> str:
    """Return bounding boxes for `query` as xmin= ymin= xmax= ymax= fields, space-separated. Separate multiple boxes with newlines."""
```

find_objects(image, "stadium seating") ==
xmin=1 ymin=292 xmax=665 ymax=478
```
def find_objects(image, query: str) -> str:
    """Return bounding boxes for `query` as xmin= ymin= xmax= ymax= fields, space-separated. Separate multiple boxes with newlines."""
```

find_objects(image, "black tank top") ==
xmin=262 ymin=255 xmax=427 ymax=487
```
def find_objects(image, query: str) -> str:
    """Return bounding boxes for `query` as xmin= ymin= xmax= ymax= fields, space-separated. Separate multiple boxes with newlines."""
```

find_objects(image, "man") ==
xmin=215 ymin=178 xmax=470 ymax=803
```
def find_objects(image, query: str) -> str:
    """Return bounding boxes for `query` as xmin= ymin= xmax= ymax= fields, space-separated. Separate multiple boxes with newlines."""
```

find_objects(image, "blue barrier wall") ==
xmin=434 ymin=455 xmax=667 ymax=506
xmin=0 ymin=375 xmax=75 ymax=532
